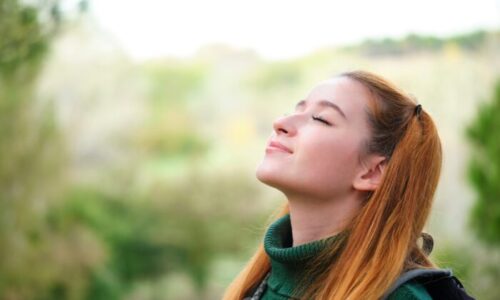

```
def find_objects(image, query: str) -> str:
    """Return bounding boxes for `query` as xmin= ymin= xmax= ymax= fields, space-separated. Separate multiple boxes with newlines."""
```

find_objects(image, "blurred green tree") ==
xmin=355 ymin=30 xmax=491 ymax=56
xmin=0 ymin=1 xmax=97 ymax=299
xmin=465 ymin=79 xmax=500 ymax=246
xmin=45 ymin=169 xmax=267 ymax=300
xmin=49 ymin=187 xmax=175 ymax=300
xmin=139 ymin=61 xmax=210 ymax=161
xmin=463 ymin=79 xmax=500 ymax=300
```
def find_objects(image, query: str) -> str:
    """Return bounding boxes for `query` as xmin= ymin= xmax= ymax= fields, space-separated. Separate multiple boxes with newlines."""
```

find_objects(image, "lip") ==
xmin=266 ymin=140 xmax=293 ymax=153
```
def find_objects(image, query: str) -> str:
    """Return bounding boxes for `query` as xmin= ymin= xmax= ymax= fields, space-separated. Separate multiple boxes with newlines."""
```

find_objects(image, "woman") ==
xmin=223 ymin=71 xmax=470 ymax=300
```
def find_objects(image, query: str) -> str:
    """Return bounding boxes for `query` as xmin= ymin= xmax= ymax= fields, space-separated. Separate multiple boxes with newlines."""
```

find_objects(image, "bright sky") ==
xmin=91 ymin=0 xmax=500 ymax=60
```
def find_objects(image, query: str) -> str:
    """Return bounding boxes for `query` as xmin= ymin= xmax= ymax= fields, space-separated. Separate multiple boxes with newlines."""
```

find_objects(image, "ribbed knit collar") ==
xmin=263 ymin=214 xmax=343 ymax=298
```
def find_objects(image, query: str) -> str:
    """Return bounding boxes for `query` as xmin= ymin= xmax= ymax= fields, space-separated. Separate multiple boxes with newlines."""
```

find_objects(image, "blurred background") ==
xmin=1 ymin=0 xmax=499 ymax=299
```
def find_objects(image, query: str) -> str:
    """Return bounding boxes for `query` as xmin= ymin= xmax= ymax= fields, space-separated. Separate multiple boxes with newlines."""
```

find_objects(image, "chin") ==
xmin=256 ymin=163 xmax=278 ymax=185
xmin=255 ymin=164 xmax=272 ymax=183
xmin=255 ymin=164 xmax=291 ymax=192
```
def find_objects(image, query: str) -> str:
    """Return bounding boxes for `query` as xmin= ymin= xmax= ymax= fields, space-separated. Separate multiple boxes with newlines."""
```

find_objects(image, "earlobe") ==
xmin=352 ymin=156 xmax=387 ymax=192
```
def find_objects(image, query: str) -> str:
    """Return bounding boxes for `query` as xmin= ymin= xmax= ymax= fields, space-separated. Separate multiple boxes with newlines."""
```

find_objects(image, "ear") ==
xmin=352 ymin=155 xmax=387 ymax=192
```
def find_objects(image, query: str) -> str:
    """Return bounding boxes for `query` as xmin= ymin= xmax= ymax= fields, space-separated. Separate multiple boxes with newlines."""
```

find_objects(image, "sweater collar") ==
xmin=263 ymin=213 xmax=343 ymax=298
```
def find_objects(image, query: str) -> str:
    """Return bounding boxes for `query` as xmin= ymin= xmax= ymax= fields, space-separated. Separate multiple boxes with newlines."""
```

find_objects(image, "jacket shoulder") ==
xmin=387 ymin=281 xmax=432 ymax=300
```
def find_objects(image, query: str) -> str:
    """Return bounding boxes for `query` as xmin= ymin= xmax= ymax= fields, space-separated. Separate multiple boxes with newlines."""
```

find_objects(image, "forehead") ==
xmin=305 ymin=77 xmax=372 ymax=120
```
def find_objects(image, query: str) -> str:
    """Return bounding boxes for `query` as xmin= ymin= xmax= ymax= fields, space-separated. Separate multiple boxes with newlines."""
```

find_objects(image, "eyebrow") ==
xmin=295 ymin=99 xmax=348 ymax=120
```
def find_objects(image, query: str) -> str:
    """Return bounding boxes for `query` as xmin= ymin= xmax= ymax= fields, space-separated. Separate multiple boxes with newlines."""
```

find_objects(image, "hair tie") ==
xmin=414 ymin=104 xmax=422 ymax=117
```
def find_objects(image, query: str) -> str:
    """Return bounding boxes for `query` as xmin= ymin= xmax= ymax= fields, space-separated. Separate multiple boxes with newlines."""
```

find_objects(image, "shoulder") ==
xmin=386 ymin=280 xmax=432 ymax=300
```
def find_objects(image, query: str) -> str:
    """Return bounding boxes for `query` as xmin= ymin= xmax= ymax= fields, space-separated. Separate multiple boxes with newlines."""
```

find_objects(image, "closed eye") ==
xmin=312 ymin=115 xmax=332 ymax=126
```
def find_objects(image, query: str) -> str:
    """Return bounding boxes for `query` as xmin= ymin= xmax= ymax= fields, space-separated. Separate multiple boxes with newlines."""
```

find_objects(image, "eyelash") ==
xmin=282 ymin=112 xmax=332 ymax=126
xmin=312 ymin=115 xmax=331 ymax=126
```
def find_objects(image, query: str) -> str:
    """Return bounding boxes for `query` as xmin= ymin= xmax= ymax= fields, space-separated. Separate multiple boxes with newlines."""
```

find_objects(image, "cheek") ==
xmin=296 ymin=135 xmax=360 ymax=181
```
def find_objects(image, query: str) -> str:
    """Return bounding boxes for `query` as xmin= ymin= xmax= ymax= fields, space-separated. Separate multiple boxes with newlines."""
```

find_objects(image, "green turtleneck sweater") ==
xmin=259 ymin=214 xmax=431 ymax=300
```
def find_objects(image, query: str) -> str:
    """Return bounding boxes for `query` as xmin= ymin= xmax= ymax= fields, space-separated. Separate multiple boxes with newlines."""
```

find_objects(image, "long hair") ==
xmin=223 ymin=70 xmax=443 ymax=300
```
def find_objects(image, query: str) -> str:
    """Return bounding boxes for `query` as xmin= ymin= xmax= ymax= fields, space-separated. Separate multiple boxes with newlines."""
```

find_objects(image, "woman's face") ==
xmin=256 ymin=76 xmax=374 ymax=200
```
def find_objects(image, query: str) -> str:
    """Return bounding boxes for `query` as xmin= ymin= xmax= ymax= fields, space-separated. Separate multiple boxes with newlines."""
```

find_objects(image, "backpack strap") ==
xmin=382 ymin=268 xmax=475 ymax=300
xmin=382 ymin=268 xmax=452 ymax=300
xmin=418 ymin=273 xmax=475 ymax=300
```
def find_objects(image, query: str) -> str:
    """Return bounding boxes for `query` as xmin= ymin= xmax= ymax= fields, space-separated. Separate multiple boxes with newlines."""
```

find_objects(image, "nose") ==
xmin=273 ymin=114 xmax=296 ymax=136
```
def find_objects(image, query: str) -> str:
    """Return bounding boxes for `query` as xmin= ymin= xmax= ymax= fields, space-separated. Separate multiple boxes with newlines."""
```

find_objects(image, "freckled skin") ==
xmin=256 ymin=77 xmax=374 ymax=201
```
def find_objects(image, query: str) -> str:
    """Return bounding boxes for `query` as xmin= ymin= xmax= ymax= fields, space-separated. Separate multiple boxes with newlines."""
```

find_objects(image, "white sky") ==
xmin=90 ymin=0 xmax=500 ymax=60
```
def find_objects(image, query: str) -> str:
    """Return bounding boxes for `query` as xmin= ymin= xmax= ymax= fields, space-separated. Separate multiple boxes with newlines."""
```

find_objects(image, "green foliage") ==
xmin=352 ymin=30 xmax=491 ymax=57
xmin=45 ymin=170 xmax=266 ymax=299
xmin=140 ymin=61 xmax=210 ymax=160
xmin=0 ymin=0 xmax=45 ymax=77
xmin=249 ymin=61 xmax=303 ymax=92
xmin=0 ymin=1 xmax=98 ymax=299
xmin=141 ymin=170 xmax=268 ymax=291
xmin=140 ymin=114 xmax=210 ymax=159
xmin=0 ymin=0 xmax=62 ymax=80
xmin=449 ymin=30 xmax=488 ymax=51
xmin=465 ymin=80 xmax=500 ymax=246
xmin=0 ymin=0 xmax=67 ymax=299
xmin=48 ymin=187 xmax=177 ymax=299
xmin=144 ymin=61 xmax=207 ymax=109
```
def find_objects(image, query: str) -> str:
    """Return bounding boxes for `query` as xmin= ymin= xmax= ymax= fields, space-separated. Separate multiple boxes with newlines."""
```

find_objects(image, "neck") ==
xmin=286 ymin=192 xmax=363 ymax=246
